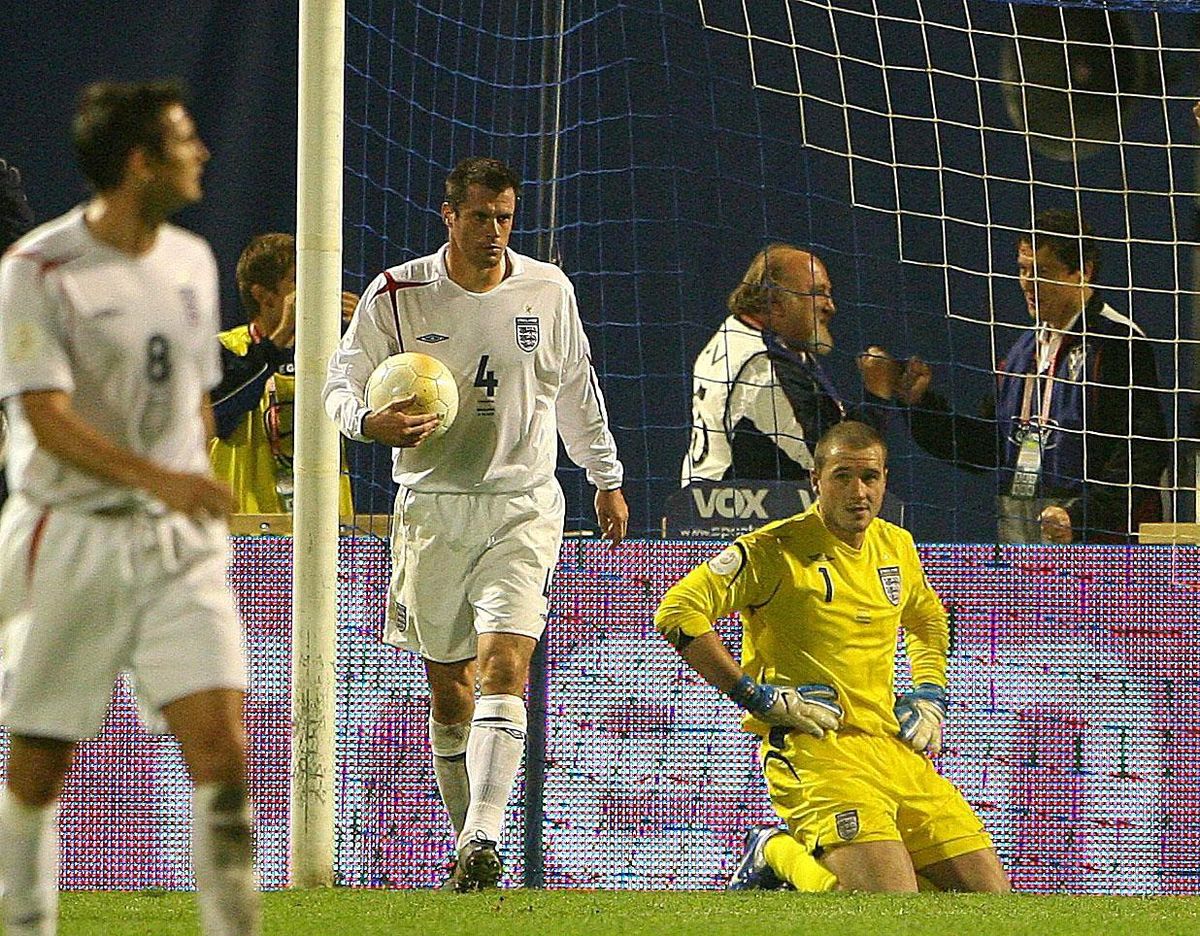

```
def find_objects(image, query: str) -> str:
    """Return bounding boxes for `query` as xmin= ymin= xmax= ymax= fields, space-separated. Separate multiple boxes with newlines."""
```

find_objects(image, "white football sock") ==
xmin=0 ymin=789 xmax=58 ymax=936
xmin=192 ymin=783 xmax=260 ymax=936
xmin=459 ymin=694 xmax=527 ymax=850
xmin=429 ymin=716 xmax=472 ymax=838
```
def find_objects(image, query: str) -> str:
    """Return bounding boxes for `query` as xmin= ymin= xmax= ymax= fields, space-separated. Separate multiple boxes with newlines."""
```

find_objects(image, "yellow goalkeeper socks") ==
xmin=764 ymin=833 xmax=838 ymax=892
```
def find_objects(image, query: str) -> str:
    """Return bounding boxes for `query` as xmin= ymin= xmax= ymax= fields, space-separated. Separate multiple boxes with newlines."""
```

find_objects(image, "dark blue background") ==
xmin=3 ymin=0 xmax=1195 ymax=540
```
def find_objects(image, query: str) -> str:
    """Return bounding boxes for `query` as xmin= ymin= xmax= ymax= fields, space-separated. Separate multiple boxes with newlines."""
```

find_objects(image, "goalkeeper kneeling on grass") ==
xmin=654 ymin=421 xmax=1010 ymax=893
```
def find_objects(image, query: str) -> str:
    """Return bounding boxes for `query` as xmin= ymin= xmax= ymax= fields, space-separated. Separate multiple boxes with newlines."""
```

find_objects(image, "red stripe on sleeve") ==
xmin=26 ymin=508 xmax=52 ymax=585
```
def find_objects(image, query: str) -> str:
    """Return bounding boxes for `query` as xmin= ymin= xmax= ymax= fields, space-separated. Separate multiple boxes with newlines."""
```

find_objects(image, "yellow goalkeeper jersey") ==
xmin=655 ymin=503 xmax=948 ymax=738
xmin=209 ymin=325 xmax=353 ymax=515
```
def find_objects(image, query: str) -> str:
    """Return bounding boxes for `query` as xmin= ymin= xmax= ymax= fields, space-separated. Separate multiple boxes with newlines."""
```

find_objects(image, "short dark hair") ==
xmin=236 ymin=233 xmax=295 ymax=319
xmin=1022 ymin=209 xmax=1099 ymax=278
xmin=727 ymin=243 xmax=808 ymax=320
xmin=73 ymin=79 xmax=189 ymax=192
xmin=813 ymin=421 xmax=888 ymax=474
xmin=443 ymin=157 xmax=522 ymax=210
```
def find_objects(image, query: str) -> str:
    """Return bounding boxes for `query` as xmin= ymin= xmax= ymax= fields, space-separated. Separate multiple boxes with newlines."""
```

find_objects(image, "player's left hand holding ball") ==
xmin=362 ymin=396 xmax=441 ymax=448
xmin=894 ymin=683 xmax=946 ymax=756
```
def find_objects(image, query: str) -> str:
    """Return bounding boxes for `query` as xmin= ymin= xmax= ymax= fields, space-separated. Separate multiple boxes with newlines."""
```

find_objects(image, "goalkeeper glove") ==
xmin=728 ymin=676 xmax=843 ymax=738
xmin=894 ymin=683 xmax=947 ymax=756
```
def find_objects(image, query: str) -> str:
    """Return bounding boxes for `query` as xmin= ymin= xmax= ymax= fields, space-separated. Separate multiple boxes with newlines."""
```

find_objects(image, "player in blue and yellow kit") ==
xmin=655 ymin=421 xmax=1009 ymax=892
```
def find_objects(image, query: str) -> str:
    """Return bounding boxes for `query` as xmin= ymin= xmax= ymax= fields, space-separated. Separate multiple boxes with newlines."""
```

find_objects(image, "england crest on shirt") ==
xmin=878 ymin=565 xmax=901 ymax=606
xmin=515 ymin=316 xmax=540 ymax=352
xmin=835 ymin=809 xmax=860 ymax=841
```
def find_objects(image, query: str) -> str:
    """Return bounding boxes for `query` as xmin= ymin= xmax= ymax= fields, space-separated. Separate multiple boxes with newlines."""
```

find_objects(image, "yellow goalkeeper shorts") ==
xmin=759 ymin=729 xmax=993 ymax=869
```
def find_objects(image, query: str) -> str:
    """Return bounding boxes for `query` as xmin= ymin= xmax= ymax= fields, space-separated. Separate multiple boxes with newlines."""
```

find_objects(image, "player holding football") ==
xmin=655 ymin=421 xmax=1009 ymax=893
xmin=0 ymin=81 xmax=259 ymax=934
xmin=324 ymin=156 xmax=628 ymax=890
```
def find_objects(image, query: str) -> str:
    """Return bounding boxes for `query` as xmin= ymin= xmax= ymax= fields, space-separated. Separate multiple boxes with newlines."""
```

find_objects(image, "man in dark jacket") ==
xmin=860 ymin=209 xmax=1168 ymax=543
xmin=683 ymin=244 xmax=888 ymax=486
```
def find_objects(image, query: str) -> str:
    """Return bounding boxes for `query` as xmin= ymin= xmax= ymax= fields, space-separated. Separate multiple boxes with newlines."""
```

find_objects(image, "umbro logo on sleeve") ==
xmin=417 ymin=333 xmax=449 ymax=343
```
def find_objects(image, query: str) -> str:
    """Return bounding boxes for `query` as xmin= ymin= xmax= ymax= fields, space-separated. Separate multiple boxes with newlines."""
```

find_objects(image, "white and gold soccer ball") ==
xmin=364 ymin=351 xmax=459 ymax=438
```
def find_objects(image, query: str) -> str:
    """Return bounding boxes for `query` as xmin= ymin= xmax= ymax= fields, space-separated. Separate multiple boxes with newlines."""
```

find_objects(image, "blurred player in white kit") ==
xmin=325 ymin=156 xmax=628 ymax=890
xmin=0 ymin=80 xmax=259 ymax=936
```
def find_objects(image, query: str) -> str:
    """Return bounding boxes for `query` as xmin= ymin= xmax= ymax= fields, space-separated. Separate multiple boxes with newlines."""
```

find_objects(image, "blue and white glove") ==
xmin=894 ymin=683 xmax=947 ymax=756
xmin=729 ymin=676 xmax=843 ymax=738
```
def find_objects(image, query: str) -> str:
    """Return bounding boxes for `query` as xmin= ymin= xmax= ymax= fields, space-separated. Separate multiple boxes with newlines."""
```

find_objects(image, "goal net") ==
xmin=694 ymin=0 xmax=1199 ymax=543
xmin=341 ymin=0 xmax=1199 ymax=543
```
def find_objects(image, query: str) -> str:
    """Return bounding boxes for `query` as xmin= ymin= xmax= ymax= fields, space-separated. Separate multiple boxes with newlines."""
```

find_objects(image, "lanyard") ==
xmin=1018 ymin=337 xmax=1060 ymax=426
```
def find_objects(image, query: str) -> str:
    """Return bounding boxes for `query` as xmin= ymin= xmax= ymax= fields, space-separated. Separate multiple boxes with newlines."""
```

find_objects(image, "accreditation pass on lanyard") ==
xmin=1010 ymin=345 xmax=1059 ymax=499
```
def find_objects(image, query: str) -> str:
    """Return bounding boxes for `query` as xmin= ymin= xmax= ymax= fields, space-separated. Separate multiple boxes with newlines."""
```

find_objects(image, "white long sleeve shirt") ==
xmin=325 ymin=245 xmax=623 ymax=493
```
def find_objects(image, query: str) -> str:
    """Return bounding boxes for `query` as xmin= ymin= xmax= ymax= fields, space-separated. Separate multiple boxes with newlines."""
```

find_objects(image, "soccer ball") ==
xmin=364 ymin=351 xmax=459 ymax=438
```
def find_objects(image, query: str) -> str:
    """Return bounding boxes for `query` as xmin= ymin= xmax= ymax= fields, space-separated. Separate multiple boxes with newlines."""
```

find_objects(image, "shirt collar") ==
xmin=1036 ymin=305 xmax=1084 ymax=347
xmin=435 ymin=243 xmax=522 ymax=283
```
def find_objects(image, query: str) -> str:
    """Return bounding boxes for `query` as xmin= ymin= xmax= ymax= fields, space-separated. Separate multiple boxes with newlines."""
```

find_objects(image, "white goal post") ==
xmin=291 ymin=0 xmax=344 ymax=888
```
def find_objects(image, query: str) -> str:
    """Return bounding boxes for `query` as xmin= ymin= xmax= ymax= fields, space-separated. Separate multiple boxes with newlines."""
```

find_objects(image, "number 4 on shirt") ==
xmin=474 ymin=355 xmax=498 ymax=397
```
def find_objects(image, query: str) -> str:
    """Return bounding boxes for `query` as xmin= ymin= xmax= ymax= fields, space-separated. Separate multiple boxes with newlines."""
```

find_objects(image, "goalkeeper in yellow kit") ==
xmin=654 ymin=421 xmax=1009 ymax=892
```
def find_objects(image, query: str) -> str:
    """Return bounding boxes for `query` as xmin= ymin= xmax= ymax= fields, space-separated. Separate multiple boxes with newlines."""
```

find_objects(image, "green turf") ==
xmin=57 ymin=889 xmax=1200 ymax=936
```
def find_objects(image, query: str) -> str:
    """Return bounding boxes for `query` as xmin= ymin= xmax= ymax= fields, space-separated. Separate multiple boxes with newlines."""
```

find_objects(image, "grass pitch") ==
xmin=59 ymin=889 xmax=1200 ymax=936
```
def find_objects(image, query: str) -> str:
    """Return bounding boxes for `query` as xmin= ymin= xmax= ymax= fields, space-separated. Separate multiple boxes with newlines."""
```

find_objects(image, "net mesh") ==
xmin=340 ymin=0 xmax=1200 ymax=542
xmin=697 ymin=0 xmax=1199 ymax=540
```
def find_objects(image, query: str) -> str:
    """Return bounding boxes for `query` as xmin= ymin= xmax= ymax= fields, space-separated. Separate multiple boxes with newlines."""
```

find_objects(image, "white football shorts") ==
xmin=384 ymin=481 xmax=565 ymax=663
xmin=0 ymin=495 xmax=247 ymax=741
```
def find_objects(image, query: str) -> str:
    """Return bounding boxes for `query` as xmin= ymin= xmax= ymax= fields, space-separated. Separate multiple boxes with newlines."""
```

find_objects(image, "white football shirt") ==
xmin=0 ymin=207 xmax=221 ymax=511
xmin=681 ymin=315 xmax=813 ymax=484
xmin=325 ymin=245 xmax=623 ymax=493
